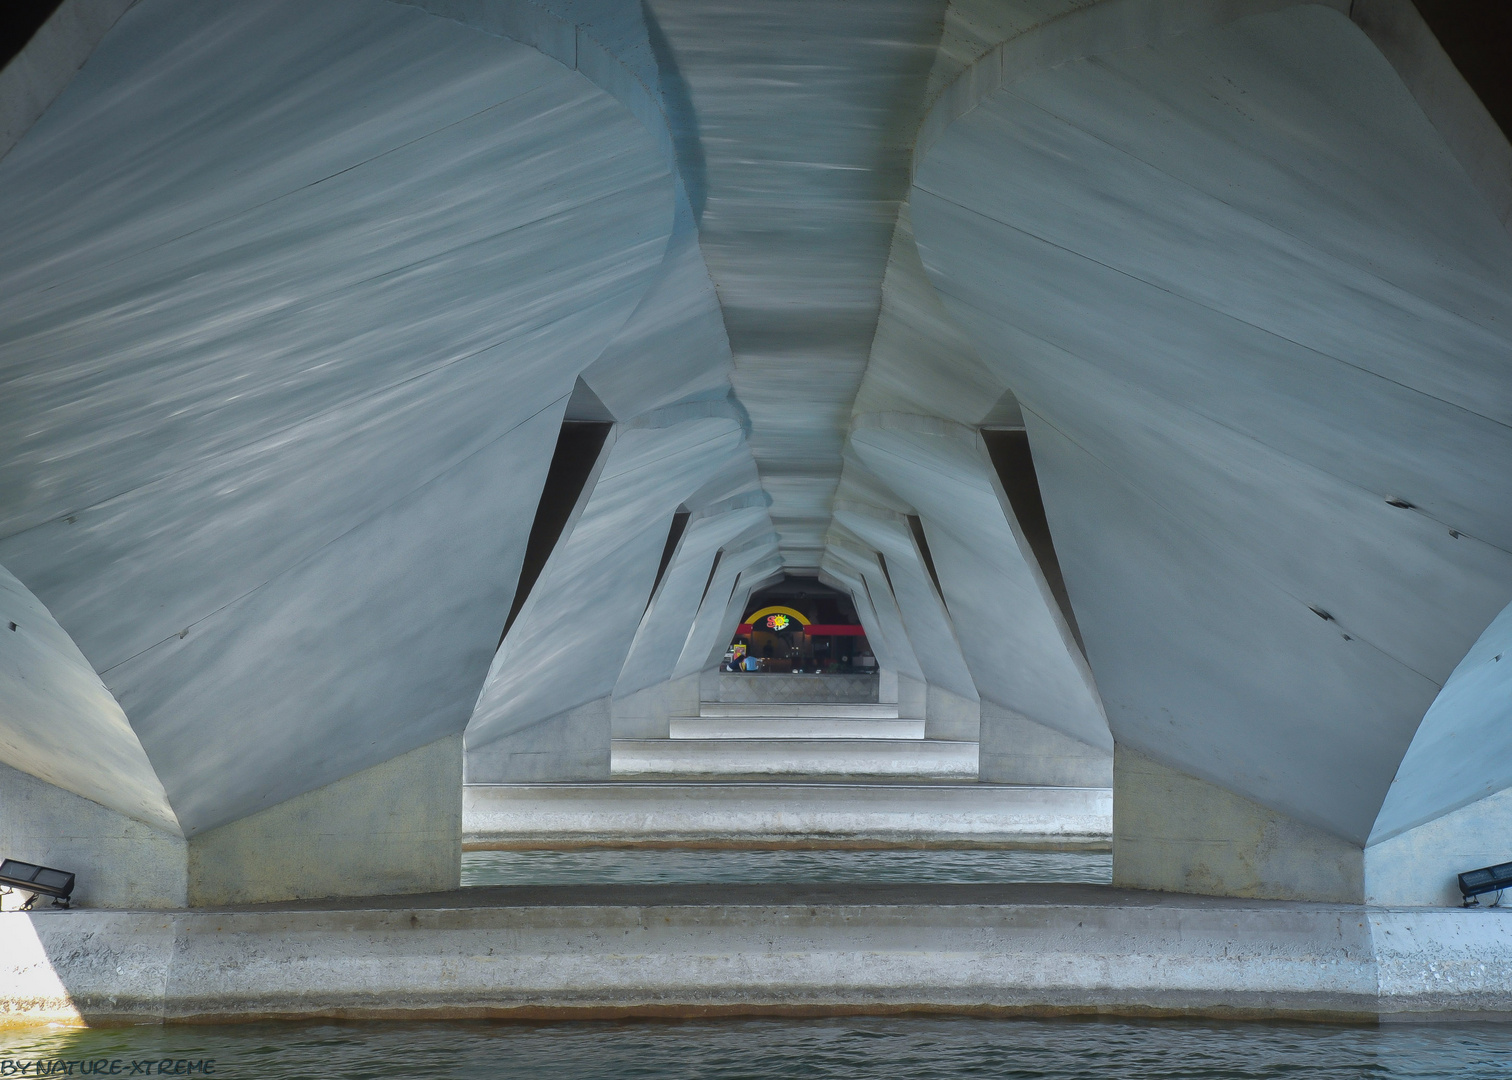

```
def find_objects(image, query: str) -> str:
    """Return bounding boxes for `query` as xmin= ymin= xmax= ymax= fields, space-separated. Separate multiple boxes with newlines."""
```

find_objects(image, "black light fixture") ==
xmin=1458 ymin=861 xmax=1512 ymax=907
xmin=0 ymin=859 xmax=75 ymax=909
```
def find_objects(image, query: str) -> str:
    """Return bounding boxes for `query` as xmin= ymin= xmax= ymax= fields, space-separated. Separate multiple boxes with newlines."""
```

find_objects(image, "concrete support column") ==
xmin=980 ymin=705 xmax=1111 ymax=787
xmin=0 ymin=761 xmax=187 ymax=910
xmin=1112 ymin=746 xmax=1364 ymax=903
xmin=185 ymin=734 xmax=463 ymax=907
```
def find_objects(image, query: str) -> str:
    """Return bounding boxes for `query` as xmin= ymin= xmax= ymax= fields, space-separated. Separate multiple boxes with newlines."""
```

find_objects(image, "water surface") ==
xmin=1 ymin=1017 xmax=1507 ymax=1079
xmin=462 ymin=847 xmax=1113 ymax=886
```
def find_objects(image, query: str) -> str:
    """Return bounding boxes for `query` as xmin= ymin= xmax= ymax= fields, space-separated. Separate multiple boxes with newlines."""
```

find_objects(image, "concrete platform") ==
xmin=697 ymin=703 xmax=900 ymax=719
xmin=464 ymin=782 xmax=1111 ymax=848
xmin=6 ymin=884 xmax=1512 ymax=1024
xmin=611 ymin=738 xmax=978 ymax=778
xmin=669 ymin=716 xmax=926 ymax=739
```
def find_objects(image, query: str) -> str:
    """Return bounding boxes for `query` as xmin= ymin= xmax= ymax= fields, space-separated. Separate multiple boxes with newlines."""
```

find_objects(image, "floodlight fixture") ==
xmin=0 ymin=859 xmax=75 ymax=909
xmin=1458 ymin=861 xmax=1512 ymax=907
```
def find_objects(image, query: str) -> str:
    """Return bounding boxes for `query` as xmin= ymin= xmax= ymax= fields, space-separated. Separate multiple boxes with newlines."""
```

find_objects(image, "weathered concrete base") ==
xmin=610 ymin=738 xmax=978 ymax=778
xmin=1366 ymin=787 xmax=1512 ymax=907
xmin=924 ymin=683 xmax=980 ymax=741
xmin=463 ymin=781 xmax=1112 ymax=848
xmin=611 ymin=674 xmax=701 ymax=740
xmin=466 ymin=699 xmax=612 ymax=782
xmin=1 ymin=739 xmax=464 ymax=909
xmin=979 ymin=705 xmax=1112 ymax=787
xmin=5 ymin=884 xmax=1511 ymax=1025
xmin=186 ymin=735 xmax=463 ymax=907
xmin=0 ymin=761 xmax=187 ymax=910
xmin=1113 ymin=746 xmax=1365 ymax=903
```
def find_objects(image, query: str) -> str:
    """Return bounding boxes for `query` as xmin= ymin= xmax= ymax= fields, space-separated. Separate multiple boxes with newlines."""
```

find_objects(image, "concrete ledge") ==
xmin=698 ymin=703 xmax=901 ymax=718
xmin=610 ymin=739 xmax=978 ymax=778
xmin=464 ymin=782 xmax=1112 ymax=848
xmin=5 ymin=884 xmax=1511 ymax=1024
xmin=669 ymin=717 xmax=926 ymax=739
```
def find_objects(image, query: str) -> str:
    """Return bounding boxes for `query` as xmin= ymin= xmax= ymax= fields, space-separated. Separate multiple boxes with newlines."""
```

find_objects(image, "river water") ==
xmin=1 ymin=1017 xmax=1508 ymax=1079
xmin=461 ymin=847 xmax=1113 ymax=886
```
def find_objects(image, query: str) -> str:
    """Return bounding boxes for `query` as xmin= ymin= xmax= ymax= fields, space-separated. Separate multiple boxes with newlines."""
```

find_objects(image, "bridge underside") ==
xmin=1 ymin=0 xmax=1512 ymax=1017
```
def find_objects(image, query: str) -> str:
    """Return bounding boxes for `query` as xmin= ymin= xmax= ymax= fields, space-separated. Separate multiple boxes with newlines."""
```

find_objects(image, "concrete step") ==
xmin=670 ymin=717 xmax=925 ymax=739
xmin=464 ymin=781 xmax=1112 ymax=848
xmin=699 ymin=702 xmax=900 ymax=719
xmin=610 ymin=738 xmax=978 ymax=779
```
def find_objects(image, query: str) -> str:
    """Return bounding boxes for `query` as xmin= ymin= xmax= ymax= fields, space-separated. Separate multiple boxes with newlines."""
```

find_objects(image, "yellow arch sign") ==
xmin=744 ymin=605 xmax=810 ymax=631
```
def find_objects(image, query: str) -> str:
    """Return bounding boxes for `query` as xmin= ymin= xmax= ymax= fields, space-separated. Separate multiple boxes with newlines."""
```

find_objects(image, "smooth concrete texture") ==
xmin=6 ymin=885 xmax=1512 ymax=1023
xmin=0 ymin=0 xmax=678 ymax=836
xmin=611 ymin=673 xmax=700 ymax=740
xmin=643 ymin=0 xmax=942 ymax=568
xmin=698 ymin=703 xmax=900 ymax=719
xmin=1373 ymin=596 xmax=1512 ymax=844
xmin=0 ymin=562 xmax=177 ymax=834
xmin=615 ymin=495 xmax=773 ymax=701
xmin=0 ymin=760 xmax=186 ymax=910
xmin=830 ymin=507 xmax=979 ymax=704
xmin=926 ymin=684 xmax=981 ymax=741
xmin=466 ymin=698 xmax=612 ymax=783
xmin=670 ymin=717 xmax=927 ymax=740
xmin=611 ymin=738 xmax=979 ymax=779
xmin=464 ymin=781 xmax=1112 ymax=848
xmin=706 ymin=673 xmax=880 ymax=705
xmin=849 ymin=414 xmax=1110 ymax=755
xmin=670 ymin=538 xmax=781 ymax=682
xmin=466 ymin=402 xmax=760 ymax=780
xmin=912 ymin=0 xmax=1512 ymax=847
xmin=819 ymin=550 xmax=928 ymax=691
xmin=1366 ymin=787 xmax=1512 ymax=908
xmin=186 ymin=735 xmax=463 ymax=907
xmin=980 ymin=705 xmax=1113 ymax=788
xmin=0 ymin=0 xmax=138 ymax=164
xmin=1113 ymin=747 xmax=1363 ymax=904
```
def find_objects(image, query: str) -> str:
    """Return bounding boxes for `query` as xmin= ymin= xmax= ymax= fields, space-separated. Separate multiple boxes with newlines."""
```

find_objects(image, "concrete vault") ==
xmin=0 ymin=0 xmax=1508 ymax=922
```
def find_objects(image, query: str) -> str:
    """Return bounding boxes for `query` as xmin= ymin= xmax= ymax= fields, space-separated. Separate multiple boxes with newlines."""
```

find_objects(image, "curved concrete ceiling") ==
xmin=911 ymin=1 xmax=1512 ymax=841
xmin=0 ymin=0 xmax=1509 ymax=858
xmin=0 ymin=0 xmax=678 ymax=832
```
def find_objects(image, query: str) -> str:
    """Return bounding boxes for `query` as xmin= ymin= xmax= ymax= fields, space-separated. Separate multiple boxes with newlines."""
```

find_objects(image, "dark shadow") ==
xmin=0 ymin=0 xmax=60 ymax=72
xmin=499 ymin=390 xmax=613 ymax=647
xmin=906 ymin=515 xmax=948 ymax=614
xmin=646 ymin=509 xmax=691 ymax=613
xmin=981 ymin=429 xmax=1085 ymax=655
xmin=1413 ymin=0 xmax=1512 ymax=140
xmin=697 ymin=550 xmax=723 ymax=610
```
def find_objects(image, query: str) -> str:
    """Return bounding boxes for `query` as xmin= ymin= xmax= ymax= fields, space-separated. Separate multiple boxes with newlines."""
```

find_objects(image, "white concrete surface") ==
xmin=669 ymin=717 xmax=926 ymax=739
xmin=698 ymin=703 xmax=900 ymax=718
xmin=0 ymin=0 xmax=679 ymax=835
xmin=186 ymin=735 xmax=462 ymax=907
xmin=464 ymin=781 xmax=1112 ymax=848
xmin=611 ymin=738 xmax=978 ymax=778
xmin=5 ymin=886 xmax=1512 ymax=1023
xmin=0 ymin=760 xmax=187 ymax=911
xmin=911 ymin=0 xmax=1512 ymax=857
xmin=1114 ymin=746 xmax=1366 ymax=904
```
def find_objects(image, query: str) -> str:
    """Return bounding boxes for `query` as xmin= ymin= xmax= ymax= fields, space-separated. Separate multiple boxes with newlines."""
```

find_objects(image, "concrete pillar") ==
xmin=0 ymin=761 xmax=187 ymax=910
xmin=1112 ymin=746 xmax=1364 ymax=903
xmin=981 ymin=706 xmax=1111 ymax=788
xmin=185 ymin=734 xmax=462 ymax=907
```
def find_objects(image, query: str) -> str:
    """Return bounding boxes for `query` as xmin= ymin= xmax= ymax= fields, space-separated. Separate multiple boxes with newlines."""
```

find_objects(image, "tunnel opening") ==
xmin=724 ymin=576 xmax=871 ymax=675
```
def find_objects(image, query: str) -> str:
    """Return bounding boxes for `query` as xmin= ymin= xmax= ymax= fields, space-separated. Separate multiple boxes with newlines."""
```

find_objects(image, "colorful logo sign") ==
xmin=765 ymin=614 xmax=791 ymax=631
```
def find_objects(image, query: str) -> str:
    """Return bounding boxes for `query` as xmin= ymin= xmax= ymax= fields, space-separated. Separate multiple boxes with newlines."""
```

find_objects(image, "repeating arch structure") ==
xmin=0 ymin=0 xmax=1507 ymax=911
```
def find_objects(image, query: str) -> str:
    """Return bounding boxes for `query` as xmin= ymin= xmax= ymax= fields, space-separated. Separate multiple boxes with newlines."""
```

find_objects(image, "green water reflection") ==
xmin=1 ymin=1017 xmax=1508 ymax=1079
